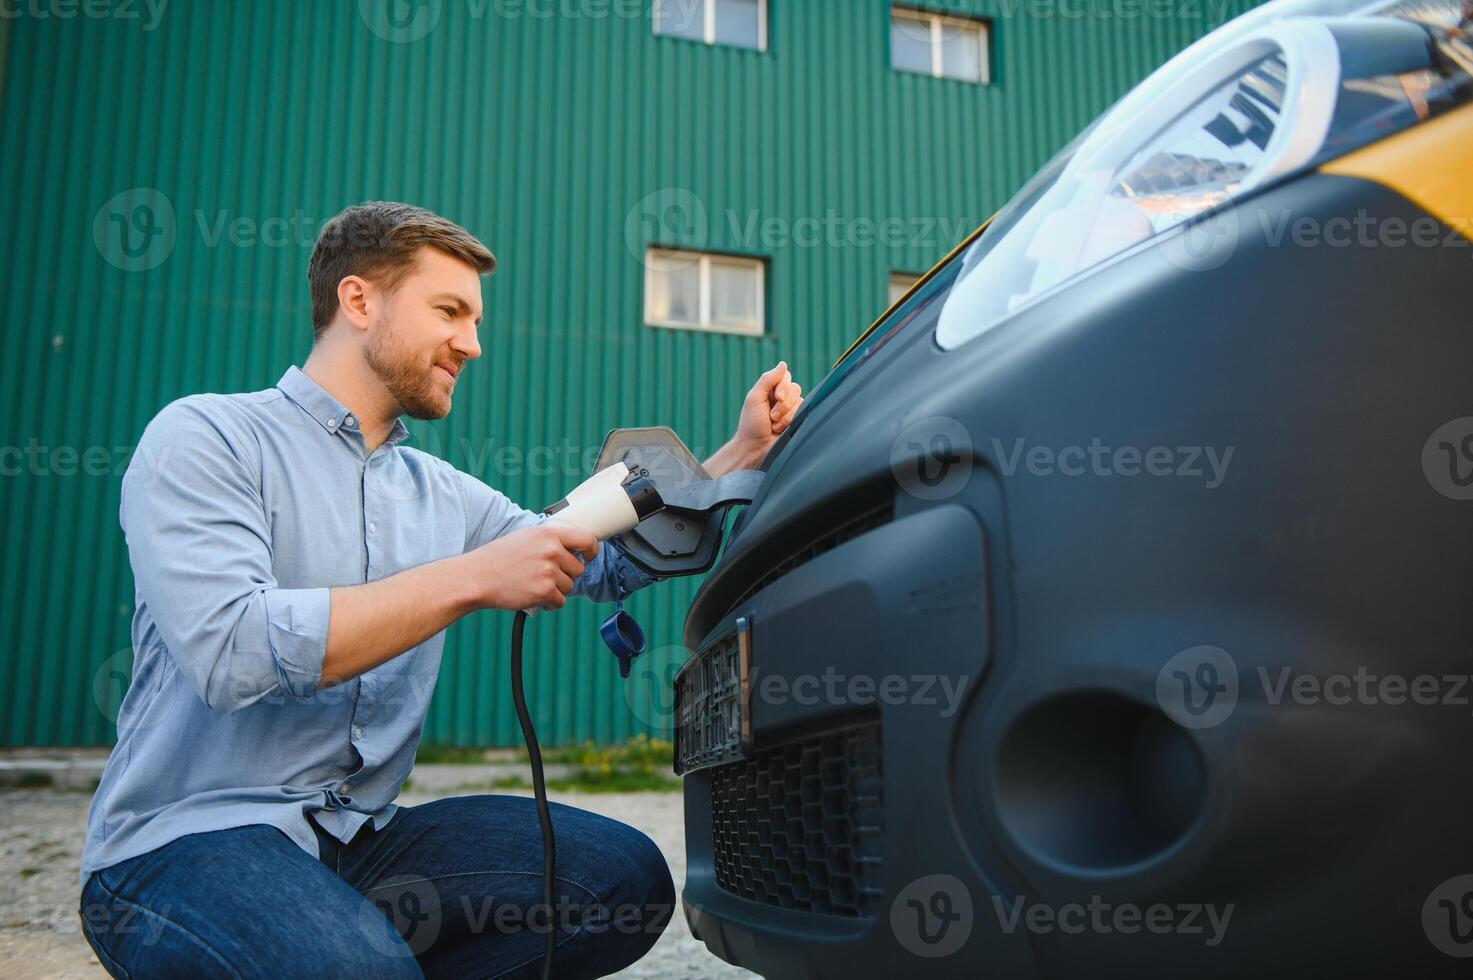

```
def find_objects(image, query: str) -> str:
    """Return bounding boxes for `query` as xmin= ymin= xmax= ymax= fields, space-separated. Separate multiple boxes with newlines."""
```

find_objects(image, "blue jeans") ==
xmin=78 ymin=795 xmax=675 ymax=979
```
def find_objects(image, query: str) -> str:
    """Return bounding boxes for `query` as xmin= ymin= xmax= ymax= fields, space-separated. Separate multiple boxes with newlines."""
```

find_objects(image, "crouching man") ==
xmin=78 ymin=201 xmax=803 ymax=979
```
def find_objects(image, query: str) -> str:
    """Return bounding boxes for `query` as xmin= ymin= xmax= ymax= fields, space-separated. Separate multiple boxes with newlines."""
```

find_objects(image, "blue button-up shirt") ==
xmin=82 ymin=366 xmax=652 ymax=882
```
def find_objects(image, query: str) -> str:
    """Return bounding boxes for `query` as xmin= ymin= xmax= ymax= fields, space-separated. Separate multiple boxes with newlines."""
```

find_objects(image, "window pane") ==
xmin=939 ymin=23 xmax=985 ymax=83
xmin=890 ymin=14 xmax=933 ymax=75
xmin=888 ymin=273 xmax=919 ymax=306
xmin=714 ymin=0 xmax=762 ymax=50
xmin=654 ymin=0 xmax=707 ymax=42
xmin=647 ymin=252 xmax=701 ymax=324
xmin=710 ymin=260 xmax=760 ymax=329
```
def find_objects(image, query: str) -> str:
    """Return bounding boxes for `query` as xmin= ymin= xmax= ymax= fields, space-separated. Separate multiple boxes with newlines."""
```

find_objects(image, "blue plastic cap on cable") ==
xmin=600 ymin=608 xmax=647 ymax=678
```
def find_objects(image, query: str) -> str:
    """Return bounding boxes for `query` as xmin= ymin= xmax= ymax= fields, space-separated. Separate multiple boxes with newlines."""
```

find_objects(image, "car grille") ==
xmin=710 ymin=720 xmax=884 ymax=918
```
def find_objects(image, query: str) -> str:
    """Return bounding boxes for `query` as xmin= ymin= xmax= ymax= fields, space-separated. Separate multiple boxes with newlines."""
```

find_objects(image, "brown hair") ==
xmin=307 ymin=201 xmax=496 ymax=337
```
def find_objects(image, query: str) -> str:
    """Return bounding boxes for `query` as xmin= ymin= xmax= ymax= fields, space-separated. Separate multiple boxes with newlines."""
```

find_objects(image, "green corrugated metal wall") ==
xmin=0 ymin=0 xmax=1259 ymax=747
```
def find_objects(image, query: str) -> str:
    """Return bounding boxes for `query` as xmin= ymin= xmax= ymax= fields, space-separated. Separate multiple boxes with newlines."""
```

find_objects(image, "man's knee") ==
xmin=392 ymin=796 xmax=675 ymax=972
xmin=616 ymin=824 xmax=676 ymax=919
xmin=79 ymin=825 xmax=429 ymax=980
xmin=579 ymin=817 xmax=675 ymax=956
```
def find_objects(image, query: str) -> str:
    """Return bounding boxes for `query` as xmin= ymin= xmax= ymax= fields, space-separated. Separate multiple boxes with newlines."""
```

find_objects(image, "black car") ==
xmin=667 ymin=0 xmax=1473 ymax=975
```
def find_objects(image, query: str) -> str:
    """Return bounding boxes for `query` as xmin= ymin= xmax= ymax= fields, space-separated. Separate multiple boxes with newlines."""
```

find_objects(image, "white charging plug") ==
xmin=523 ymin=462 xmax=662 ymax=614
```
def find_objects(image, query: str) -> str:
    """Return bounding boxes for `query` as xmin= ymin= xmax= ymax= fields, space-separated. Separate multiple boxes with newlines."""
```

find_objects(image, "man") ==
xmin=79 ymin=201 xmax=803 ymax=978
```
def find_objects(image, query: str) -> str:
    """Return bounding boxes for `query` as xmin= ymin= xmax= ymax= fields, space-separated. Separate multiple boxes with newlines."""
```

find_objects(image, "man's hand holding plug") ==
xmin=466 ymin=362 xmax=804 ymax=615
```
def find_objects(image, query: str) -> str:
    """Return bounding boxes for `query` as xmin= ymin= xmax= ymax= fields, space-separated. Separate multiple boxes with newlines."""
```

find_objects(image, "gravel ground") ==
xmin=0 ymin=785 xmax=756 ymax=980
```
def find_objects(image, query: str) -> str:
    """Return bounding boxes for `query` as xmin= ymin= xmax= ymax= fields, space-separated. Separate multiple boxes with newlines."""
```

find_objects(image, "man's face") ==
xmin=363 ymin=247 xmax=484 ymax=420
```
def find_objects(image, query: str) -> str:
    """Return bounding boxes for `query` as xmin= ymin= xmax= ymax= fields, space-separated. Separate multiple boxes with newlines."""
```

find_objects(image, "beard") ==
xmin=363 ymin=316 xmax=453 ymax=421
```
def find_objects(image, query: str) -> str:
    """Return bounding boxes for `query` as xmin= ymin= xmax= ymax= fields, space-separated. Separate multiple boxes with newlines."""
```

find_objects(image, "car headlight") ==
xmin=935 ymin=0 xmax=1473 ymax=350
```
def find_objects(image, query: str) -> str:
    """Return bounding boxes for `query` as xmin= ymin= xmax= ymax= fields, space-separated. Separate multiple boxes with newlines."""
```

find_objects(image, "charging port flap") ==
xmin=595 ymin=427 xmax=762 ymax=577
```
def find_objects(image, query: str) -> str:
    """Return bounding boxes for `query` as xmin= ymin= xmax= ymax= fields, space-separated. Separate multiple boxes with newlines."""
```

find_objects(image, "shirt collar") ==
xmin=276 ymin=366 xmax=410 ymax=447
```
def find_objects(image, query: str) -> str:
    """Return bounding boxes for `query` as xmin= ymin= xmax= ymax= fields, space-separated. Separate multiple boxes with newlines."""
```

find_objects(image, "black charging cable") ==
xmin=510 ymin=609 xmax=557 ymax=980
xmin=507 ymin=478 xmax=665 ymax=979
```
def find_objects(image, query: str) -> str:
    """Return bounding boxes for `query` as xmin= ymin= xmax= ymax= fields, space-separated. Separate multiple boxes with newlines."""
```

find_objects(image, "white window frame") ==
xmin=652 ymin=0 xmax=769 ymax=52
xmin=890 ymin=6 xmax=990 ymax=85
xmin=644 ymin=248 xmax=765 ymax=337
xmin=888 ymin=271 xmax=922 ymax=307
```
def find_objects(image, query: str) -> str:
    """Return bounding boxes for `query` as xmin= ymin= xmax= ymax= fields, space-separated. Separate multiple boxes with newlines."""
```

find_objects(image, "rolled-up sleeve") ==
xmin=457 ymin=470 xmax=655 ymax=602
xmin=122 ymin=398 xmax=329 ymax=712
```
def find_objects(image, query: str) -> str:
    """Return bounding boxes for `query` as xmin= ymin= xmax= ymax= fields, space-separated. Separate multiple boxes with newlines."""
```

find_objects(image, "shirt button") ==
xmin=353 ymin=726 xmax=364 ymax=740
xmin=327 ymin=417 xmax=337 ymax=428
xmin=340 ymin=782 xmax=352 ymax=793
xmin=344 ymin=415 xmax=354 ymax=427
xmin=367 ymin=522 xmax=377 ymax=534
